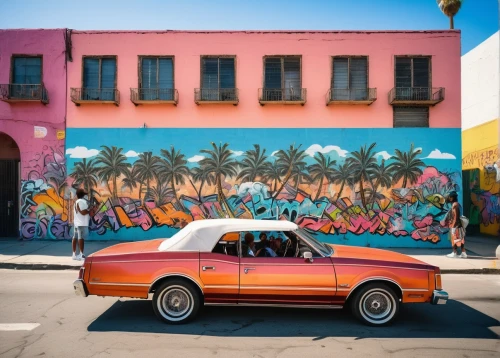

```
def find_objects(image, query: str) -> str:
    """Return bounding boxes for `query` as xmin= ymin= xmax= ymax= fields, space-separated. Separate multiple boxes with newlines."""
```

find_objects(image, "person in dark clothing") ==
xmin=255 ymin=232 xmax=270 ymax=252
xmin=443 ymin=191 xmax=467 ymax=258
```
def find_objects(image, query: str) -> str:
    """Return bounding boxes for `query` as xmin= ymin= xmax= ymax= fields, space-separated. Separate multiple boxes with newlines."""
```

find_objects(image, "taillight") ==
xmin=434 ymin=267 xmax=442 ymax=290
xmin=78 ymin=267 xmax=85 ymax=280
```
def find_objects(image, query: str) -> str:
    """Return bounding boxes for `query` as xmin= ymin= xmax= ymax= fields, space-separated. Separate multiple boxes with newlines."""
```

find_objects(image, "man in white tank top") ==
xmin=72 ymin=188 xmax=91 ymax=260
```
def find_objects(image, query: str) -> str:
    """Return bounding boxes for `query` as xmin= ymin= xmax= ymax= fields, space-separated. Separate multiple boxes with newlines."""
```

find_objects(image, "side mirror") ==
xmin=303 ymin=251 xmax=313 ymax=263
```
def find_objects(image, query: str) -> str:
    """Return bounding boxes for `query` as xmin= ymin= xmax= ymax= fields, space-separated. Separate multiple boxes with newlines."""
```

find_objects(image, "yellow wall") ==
xmin=462 ymin=119 xmax=500 ymax=236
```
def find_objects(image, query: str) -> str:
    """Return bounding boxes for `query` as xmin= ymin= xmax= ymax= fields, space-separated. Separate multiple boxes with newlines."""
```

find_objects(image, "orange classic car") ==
xmin=73 ymin=219 xmax=448 ymax=326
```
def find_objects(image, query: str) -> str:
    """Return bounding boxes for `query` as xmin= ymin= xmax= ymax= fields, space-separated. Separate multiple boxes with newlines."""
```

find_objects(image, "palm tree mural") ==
xmin=390 ymin=143 xmax=425 ymax=188
xmin=134 ymin=152 xmax=160 ymax=203
xmin=262 ymin=160 xmax=282 ymax=193
xmin=437 ymin=0 xmax=463 ymax=29
xmin=331 ymin=162 xmax=354 ymax=202
xmin=95 ymin=146 xmax=132 ymax=199
xmin=307 ymin=153 xmax=337 ymax=201
xmin=156 ymin=147 xmax=190 ymax=211
xmin=367 ymin=159 xmax=393 ymax=207
xmin=200 ymin=142 xmax=239 ymax=217
xmin=121 ymin=167 xmax=139 ymax=195
xmin=146 ymin=181 xmax=173 ymax=207
xmin=347 ymin=143 xmax=378 ymax=208
xmin=70 ymin=158 xmax=99 ymax=198
xmin=188 ymin=166 xmax=215 ymax=203
xmin=274 ymin=144 xmax=307 ymax=199
xmin=236 ymin=144 xmax=269 ymax=182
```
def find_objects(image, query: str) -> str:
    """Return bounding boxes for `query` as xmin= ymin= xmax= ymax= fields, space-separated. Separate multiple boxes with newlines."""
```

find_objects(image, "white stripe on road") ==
xmin=0 ymin=323 xmax=40 ymax=331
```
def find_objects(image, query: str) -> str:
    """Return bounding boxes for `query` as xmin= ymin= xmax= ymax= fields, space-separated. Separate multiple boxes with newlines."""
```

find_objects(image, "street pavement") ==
xmin=0 ymin=234 xmax=499 ymax=272
xmin=0 ymin=271 xmax=498 ymax=358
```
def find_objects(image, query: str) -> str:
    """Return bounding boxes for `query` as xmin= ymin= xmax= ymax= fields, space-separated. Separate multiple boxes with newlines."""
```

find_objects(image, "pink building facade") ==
xmin=16 ymin=29 xmax=463 ymax=247
xmin=0 ymin=29 xmax=68 ymax=238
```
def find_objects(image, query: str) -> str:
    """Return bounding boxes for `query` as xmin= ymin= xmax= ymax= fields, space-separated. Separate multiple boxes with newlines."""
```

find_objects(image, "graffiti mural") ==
xmin=59 ymin=128 xmax=463 ymax=247
xmin=20 ymin=145 xmax=72 ymax=240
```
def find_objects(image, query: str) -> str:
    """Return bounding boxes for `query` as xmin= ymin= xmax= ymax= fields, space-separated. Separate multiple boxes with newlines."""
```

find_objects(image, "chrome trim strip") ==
xmin=149 ymin=273 xmax=204 ymax=294
xmin=93 ymin=259 xmax=199 ymax=264
xmin=241 ymin=286 xmax=336 ymax=292
xmin=334 ymin=263 xmax=430 ymax=271
xmin=205 ymin=303 xmax=343 ymax=309
xmin=238 ymin=263 xmax=333 ymax=267
xmin=345 ymin=277 xmax=403 ymax=301
xmin=204 ymin=285 xmax=239 ymax=289
xmin=200 ymin=259 xmax=239 ymax=265
xmin=89 ymin=282 xmax=150 ymax=287
xmin=402 ymin=288 xmax=429 ymax=292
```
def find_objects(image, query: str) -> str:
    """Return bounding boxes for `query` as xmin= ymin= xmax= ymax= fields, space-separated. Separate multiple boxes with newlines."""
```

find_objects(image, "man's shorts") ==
xmin=73 ymin=226 xmax=89 ymax=240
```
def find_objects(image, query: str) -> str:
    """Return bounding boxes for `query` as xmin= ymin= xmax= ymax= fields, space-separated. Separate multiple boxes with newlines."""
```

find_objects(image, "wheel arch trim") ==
xmin=149 ymin=273 xmax=204 ymax=295
xmin=345 ymin=277 xmax=403 ymax=302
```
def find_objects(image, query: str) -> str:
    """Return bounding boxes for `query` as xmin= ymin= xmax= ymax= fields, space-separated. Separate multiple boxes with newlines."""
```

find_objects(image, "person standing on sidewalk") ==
xmin=72 ymin=188 xmax=91 ymax=260
xmin=444 ymin=191 xmax=467 ymax=259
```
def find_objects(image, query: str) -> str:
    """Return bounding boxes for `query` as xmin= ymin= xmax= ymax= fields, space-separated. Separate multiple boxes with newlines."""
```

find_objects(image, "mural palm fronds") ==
xmin=261 ymin=160 xmax=282 ymax=193
xmin=156 ymin=147 xmax=190 ymax=211
xmin=70 ymin=158 xmax=99 ymax=198
xmin=237 ymin=144 xmax=269 ymax=182
xmin=121 ymin=166 xmax=139 ymax=194
xmin=437 ymin=0 xmax=463 ymax=29
xmin=146 ymin=181 xmax=174 ymax=207
xmin=347 ymin=143 xmax=378 ymax=208
xmin=389 ymin=143 xmax=425 ymax=188
xmin=367 ymin=159 xmax=393 ymax=207
xmin=274 ymin=144 xmax=307 ymax=199
xmin=331 ymin=162 xmax=354 ymax=201
xmin=188 ymin=166 xmax=215 ymax=203
xmin=307 ymin=153 xmax=337 ymax=201
xmin=200 ymin=142 xmax=239 ymax=217
xmin=95 ymin=146 xmax=131 ymax=199
xmin=134 ymin=152 xmax=160 ymax=203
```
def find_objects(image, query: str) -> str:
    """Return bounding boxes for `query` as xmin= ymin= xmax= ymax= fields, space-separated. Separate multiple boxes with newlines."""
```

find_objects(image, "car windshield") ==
xmin=296 ymin=228 xmax=334 ymax=257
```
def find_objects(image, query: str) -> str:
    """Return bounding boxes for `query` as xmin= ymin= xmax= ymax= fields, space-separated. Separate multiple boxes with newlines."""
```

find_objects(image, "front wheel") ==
xmin=152 ymin=280 xmax=201 ymax=324
xmin=351 ymin=283 xmax=400 ymax=326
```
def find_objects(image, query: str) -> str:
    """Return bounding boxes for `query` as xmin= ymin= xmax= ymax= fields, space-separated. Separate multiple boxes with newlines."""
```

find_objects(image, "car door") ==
xmin=199 ymin=233 xmax=240 ymax=304
xmin=239 ymin=231 xmax=337 ymax=306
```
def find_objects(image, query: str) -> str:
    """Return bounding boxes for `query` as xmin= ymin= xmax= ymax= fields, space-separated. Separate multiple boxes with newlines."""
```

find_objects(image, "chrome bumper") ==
xmin=431 ymin=289 xmax=448 ymax=305
xmin=73 ymin=279 xmax=88 ymax=297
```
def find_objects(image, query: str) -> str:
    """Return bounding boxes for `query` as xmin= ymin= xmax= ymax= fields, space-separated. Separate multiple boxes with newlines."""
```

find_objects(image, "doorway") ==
xmin=0 ymin=133 xmax=20 ymax=237
xmin=462 ymin=169 xmax=480 ymax=235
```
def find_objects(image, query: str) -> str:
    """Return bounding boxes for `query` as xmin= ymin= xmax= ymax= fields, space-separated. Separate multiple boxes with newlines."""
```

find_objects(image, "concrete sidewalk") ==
xmin=0 ymin=235 xmax=498 ymax=273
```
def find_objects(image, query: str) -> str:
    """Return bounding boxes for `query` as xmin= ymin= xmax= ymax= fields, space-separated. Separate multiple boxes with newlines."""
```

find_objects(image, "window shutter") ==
xmin=395 ymin=58 xmax=412 ymax=88
xmin=13 ymin=58 xmax=26 ymax=84
xmin=413 ymin=58 xmax=429 ymax=87
xmin=219 ymin=58 xmax=235 ymax=89
xmin=158 ymin=58 xmax=173 ymax=89
xmin=100 ymin=58 xmax=116 ymax=101
xmin=264 ymin=58 xmax=282 ymax=89
xmin=332 ymin=58 xmax=348 ymax=100
xmin=141 ymin=58 xmax=157 ymax=89
xmin=202 ymin=58 xmax=218 ymax=89
xmin=393 ymin=107 xmax=429 ymax=127
xmin=13 ymin=57 xmax=41 ymax=84
xmin=83 ymin=58 xmax=99 ymax=89
xmin=349 ymin=57 xmax=367 ymax=100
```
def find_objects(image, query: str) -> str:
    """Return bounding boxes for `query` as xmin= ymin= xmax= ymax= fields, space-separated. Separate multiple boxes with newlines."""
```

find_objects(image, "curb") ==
xmin=0 ymin=263 xmax=498 ymax=274
xmin=0 ymin=263 xmax=80 ymax=270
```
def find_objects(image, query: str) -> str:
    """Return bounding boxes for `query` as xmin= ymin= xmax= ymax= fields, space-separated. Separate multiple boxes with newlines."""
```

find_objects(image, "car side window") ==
xmin=240 ymin=230 xmax=289 ymax=258
xmin=211 ymin=232 xmax=239 ymax=257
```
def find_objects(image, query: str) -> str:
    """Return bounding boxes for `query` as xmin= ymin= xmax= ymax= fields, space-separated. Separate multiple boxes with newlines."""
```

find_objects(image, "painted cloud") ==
xmin=305 ymin=144 xmax=349 ymax=158
xmin=423 ymin=149 xmax=456 ymax=160
xmin=124 ymin=150 xmax=141 ymax=158
xmin=376 ymin=151 xmax=393 ymax=160
xmin=231 ymin=150 xmax=244 ymax=157
xmin=66 ymin=146 xmax=99 ymax=158
xmin=188 ymin=155 xmax=205 ymax=163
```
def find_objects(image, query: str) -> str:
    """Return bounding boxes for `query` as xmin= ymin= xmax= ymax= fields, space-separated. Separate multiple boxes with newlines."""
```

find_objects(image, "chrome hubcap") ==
xmin=163 ymin=288 xmax=190 ymax=317
xmin=361 ymin=290 xmax=393 ymax=321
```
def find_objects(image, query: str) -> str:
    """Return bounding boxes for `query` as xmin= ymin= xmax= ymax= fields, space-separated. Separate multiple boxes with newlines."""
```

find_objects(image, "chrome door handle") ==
xmin=202 ymin=266 xmax=215 ymax=271
xmin=244 ymin=267 xmax=255 ymax=274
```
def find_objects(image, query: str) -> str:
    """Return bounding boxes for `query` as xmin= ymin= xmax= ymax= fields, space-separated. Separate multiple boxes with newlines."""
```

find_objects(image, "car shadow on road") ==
xmin=88 ymin=299 xmax=499 ymax=339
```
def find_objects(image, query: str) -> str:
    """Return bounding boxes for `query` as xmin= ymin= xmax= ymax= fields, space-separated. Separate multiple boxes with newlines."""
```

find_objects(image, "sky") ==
xmin=0 ymin=0 xmax=498 ymax=55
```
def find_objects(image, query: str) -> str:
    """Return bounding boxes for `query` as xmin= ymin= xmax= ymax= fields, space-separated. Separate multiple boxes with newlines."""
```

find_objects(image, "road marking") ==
xmin=0 ymin=323 xmax=40 ymax=331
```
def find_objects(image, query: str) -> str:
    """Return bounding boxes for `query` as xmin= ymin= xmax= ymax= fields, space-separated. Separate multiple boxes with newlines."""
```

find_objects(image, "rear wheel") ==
xmin=152 ymin=280 xmax=201 ymax=324
xmin=351 ymin=283 xmax=400 ymax=326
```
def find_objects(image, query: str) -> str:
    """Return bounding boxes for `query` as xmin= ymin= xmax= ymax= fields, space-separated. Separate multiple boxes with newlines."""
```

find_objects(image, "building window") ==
xmin=9 ymin=56 xmax=42 ymax=99
xmin=200 ymin=56 xmax=236 ymax=101
xmin=139 ymin=57 xmax=174 ymax=100
xmin=83 ymin=56 xmax=117 ymax=100
xmin=395 ymin=57 xmax=430 ymax=100
xmin=263 ymin=56 xmax=302 ymax=101
xmin=393 ymin=106 xmax=429 ymax=127
xmin=331 ymin=56 xmax=368 ymax=100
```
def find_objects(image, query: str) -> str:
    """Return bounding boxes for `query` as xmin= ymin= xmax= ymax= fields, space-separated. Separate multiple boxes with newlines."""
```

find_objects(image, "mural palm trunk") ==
xmin=315 ymin=176 xmax=324 ymax=201
xmin=336 ymin=182 xmax=345 ymax=201
xmin=216 ymin=174 xmax=234 ymax=218
xmin=402 ymin=176 xmax=408 ymax=188
xmin=273 ymin=166 xmax=293 ymax=199
xmin=359 ymin=177 xmax=367 ymax=208
xmin=112 ymin=175 xmax=118 ymax=199
xmin=171 ymin=177 xmax=185 ymax=211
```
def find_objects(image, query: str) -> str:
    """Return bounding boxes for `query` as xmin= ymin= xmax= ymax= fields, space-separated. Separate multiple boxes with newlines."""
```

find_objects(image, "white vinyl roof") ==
xmin=158 ymin=219 xmax=298 ymax=252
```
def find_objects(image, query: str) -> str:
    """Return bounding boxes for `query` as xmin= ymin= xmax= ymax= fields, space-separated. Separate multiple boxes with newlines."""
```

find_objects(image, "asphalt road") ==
xmin=0 ymin=270 xmax=499 ymax=358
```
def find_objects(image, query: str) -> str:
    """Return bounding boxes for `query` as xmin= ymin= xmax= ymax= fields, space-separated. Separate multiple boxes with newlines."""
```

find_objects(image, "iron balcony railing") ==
xmin=327 ymin=88 xmax=377 ymax=105
xmin=0 ymin=84 xmax=49 ymax=104
xmin=130 ymin=88 xmax=178 ymax=104
xmin=389 ymin=87 xmax=445 ymax=105
xmin=194 ymin=88 xmax=239 ymax=104
xmin=70 ymin=88 xmax=120 ymax=105
xmin=259 ymin=88 xmax=306 ymax=104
